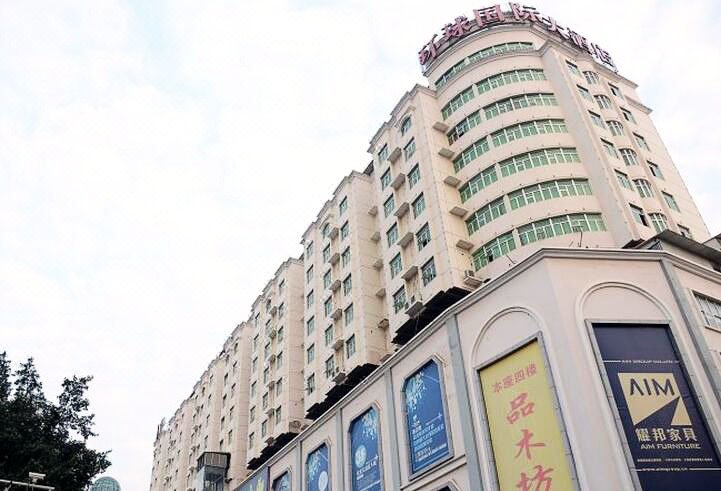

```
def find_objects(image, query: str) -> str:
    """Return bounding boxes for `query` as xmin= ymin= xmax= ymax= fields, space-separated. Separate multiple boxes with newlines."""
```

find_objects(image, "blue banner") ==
xmin=306 ymin=443 xmax=330 ymax=491
xmin=271 ymin=471 xmax=291 ymax=491
xmin=594 ymin=324 xmax=721 ymax=490
xmin=350 ymin=407 xmax=382 ymax=491
xmin=235 ymin=466 xmax=268 ymax=491
xmin=403 ymin=360 xmax=451 ymax=474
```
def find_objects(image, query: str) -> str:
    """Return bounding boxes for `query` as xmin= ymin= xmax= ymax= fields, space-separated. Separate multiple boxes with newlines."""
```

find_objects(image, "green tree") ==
xmin=0 ymin=352 xmax=111 ymax=489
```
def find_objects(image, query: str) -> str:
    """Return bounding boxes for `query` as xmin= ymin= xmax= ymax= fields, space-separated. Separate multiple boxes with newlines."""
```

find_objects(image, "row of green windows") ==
xmin=459 ymin=147 xmax=580 ymax=203
xmin=441 ymin=68 xmax=547 ymax=120
xmin=472 ymin=213 xmax=607 ymax=269
xmin=464 ymin=178 xmax=593 ymax=235
xmin=484 ymin=93 xmax=557 ymax=119
xmin=454 ymin=119 xmax=568 ymax=173
xmin=436 ymin=42 xmax=534 ymax=90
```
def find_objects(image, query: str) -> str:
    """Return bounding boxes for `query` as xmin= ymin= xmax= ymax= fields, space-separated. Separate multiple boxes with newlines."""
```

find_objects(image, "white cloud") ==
xmin=1 ymin=1 xmax=720 ymax=488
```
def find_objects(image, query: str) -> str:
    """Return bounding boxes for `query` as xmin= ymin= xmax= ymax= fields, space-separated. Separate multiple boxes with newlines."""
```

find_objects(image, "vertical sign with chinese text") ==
xmin=479 ymin=340 xmax=574 ymax=491
xmin=349 ymin=407 xmax=382 ymax=491
xmin=594 ymin=324 xmax=721 ymax=489
xmin=306 ymin=444 xmax=331 ymax=491
xmin=403 ymin=359 xmax=451 ymax=474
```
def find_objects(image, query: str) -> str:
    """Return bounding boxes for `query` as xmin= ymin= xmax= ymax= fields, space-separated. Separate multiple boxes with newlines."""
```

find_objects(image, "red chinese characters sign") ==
xmin=479 ymin=340 xmax=575 ymax=490
xmin=419 ymin=3 xmax=615 ymax=71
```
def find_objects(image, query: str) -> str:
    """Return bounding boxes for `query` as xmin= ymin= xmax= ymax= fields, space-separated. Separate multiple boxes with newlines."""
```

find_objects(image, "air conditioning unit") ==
xmin=289 ymin=419 xmax=302 ymax=430
xmin=463 ymin=269 xmax=483 ymax=287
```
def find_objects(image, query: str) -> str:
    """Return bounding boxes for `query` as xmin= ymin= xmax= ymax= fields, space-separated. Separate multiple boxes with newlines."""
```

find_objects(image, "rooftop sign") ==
xmin=419 ymin=3 xmax=616 ymax=72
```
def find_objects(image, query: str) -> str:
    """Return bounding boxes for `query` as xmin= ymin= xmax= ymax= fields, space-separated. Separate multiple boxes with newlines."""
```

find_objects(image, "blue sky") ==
xmin=1 ymin=0 xmax=720 ymax=487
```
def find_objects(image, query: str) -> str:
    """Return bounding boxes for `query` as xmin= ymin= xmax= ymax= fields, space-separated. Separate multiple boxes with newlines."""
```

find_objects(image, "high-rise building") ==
xmin=150 ymin=5 xmax=716 ymax=490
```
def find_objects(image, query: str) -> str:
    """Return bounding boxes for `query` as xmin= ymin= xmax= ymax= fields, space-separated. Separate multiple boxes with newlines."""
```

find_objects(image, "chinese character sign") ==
xmin=403 ymin=360 xmax=451 ymax=474
xmin=349 ymin=407 xmax=382 ymax=491
xmin=236 ymin=467 xmax=268 ymax=491
xmin=306 ymin=444 xmax=331 ymax=491
xmin=271 ymin=471 xmax=291 ymax=491
xmin=594 ymin=325 xmax=721 ymax=489
xmin=479 ymin=340 xmax=574 ymax=491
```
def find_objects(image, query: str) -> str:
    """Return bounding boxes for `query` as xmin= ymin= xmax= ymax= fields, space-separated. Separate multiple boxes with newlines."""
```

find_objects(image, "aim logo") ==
xmin=618 ymin=372 xmax=691 ymax=426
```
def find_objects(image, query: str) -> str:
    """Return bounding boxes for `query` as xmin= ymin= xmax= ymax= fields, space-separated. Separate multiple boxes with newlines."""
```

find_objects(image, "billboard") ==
xmin=479 ymin=340 xmax=574 ymax=491
xmin=349 ymin=407 xmax=382 ymax=491
xmin=594 ymin=324 xmax=721 ymax=489
xmin=235 ymin=466 xmax=268 ymax=491
xmin=402 ymin=359 xmax=452 ymax=474
xmin=306 ymin=443 xmax=330 ymax=491
xmin=271 ymin=471 xmax=291 ymax=491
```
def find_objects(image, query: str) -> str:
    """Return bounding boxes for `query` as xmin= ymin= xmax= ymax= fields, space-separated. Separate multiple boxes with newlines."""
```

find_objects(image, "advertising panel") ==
xmin=236 ymin=466 xmax=268 ymax=491
xmin=306 ymin=443 xmax=330 ymax=491
xmin=271 ymin=471 xmax=291 ymax=491
xmin=594 ymin=324 xmax=721 ymax=489
xmin=479 ymin=340 xmax=574 ymax=491
xmin=349 ymin=407 xmax=382 ymax=491
xmin=402 ymin=359 xmax=451 ymax=474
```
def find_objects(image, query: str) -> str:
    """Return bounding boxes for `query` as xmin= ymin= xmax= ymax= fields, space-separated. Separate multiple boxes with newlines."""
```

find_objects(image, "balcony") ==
xmin=397 ymin=231 xmax=414 ymax=248
xmin=388 ymin=146 xmax=402 ymax=163
xmin=463 ymin=269 xmax=484 ymax=288
xmin=390 ymin=173 xmax=406 ymax=190
xmin=443 ymin=175 xmax=461 ymax=187
xmin=449 ymin=205 xmax=468 ymax=218
xmin=394 ymin=202 xmax=409 ymax=219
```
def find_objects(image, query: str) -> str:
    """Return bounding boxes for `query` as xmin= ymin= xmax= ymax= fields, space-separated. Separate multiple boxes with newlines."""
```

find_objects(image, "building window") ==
xmin=304 ymin=242 xmax=313 ymax=260
xmin=321 ymin=223 xmax=330 ymax=238
xmin=472 ymin=232 xmax=516 ymax=270
xmin=324 ymin=297 xmax=333 ymax=317
xmin=401 ymin=116 xmax=412 ymax=136
xmin=435 ymin=41 xmax=534 ymax=88
xmin=251 ymin=381 xmax=257 ymax=397
xmin=630 ymin=204 xmax=648 ymax=227
xmin=490 ymin=119 xmax=567 ymax=148
xmin=421 ymin=258 xmax=437 ymax=286
xmin=250 ymin=406 xmax=255 ymax=422
xmin=339 ymin=196 xmax=348 ymax=215
xmin=615 ymin=170 xmax=632 ymax=189
xmin=323 ymin=270 xmax=331 ymax=290
xmin=306 ymin=316 xmax=315 ymax=335
xmin=341 ymin=247 xmax=351 ymax=268
xmin=448 ymin=111 xmax=481 ymax=145
xmin=306 ymin=291 xmax=314 ymax=308
xmin=583 ymin=70 xmax=599 ymax=84
xmin=377 ymin=144 xmax=389 ymax=163
xmin=587 ymin=111 xmax=604 ymax=129
xmin=275 ymin=407 xmax=282 ymax=424
xmin=508 ymin=178 xmax=592 ymax=210
xmin=253 ymin=335 xmax=259 ymax=352
xmin=262 ymin=394 xmax=268 ymax=410
xmin=345 ymin=335 xmax=356 ymax=358
xmin=381 ymin=169 xmax=391 ymax=189
xmin=517 ymin=213 xmax=606 ymax=246
xmin=342 ymin=275 xmax=352 ymax=296
xmin=577 ymin=85 xmax=593 ymax=102
xmin=325 ymin=356 xmax=335 ymax=379
xmin=634 ymin=179 xmax=653 ymax=198
xmin=276 ymin=351 xmax=284 ymax=369
xmin=608 ymin=83 xmax=623 ymax=98
xmin=387 ymin=223 xmax=398 ymax=247
xmin=606 ymin=120 xmax=624 ymax=136
xmin=620 ymin=107 xmax=636 ymax=124
xmin=408 ymin=164 xmax=421 ymax=188
xmin=595 ymin=94 xmax=612 ymax=110
xmin=249 ymin=433 xmax=254 ymax=448
xmin=499 ymin=147 xmax=579 ymax=178
xmin=663 ymin=192 xmax=680 ymax=211
xmin=252 ymin=357 xmax=258 ymax=373
xmin=261 ymin=420 xmax=267 ymax=436
xmin=390 ymin=253 xmax=403 ymax=278
xmin=484 ymin=93 xmax=557 ymax=119
xmin=620 ymin=148 xmax=638 ymax=166
xmin=633 ymin=133 xmax=650 ymax=151
xmin=679 ymin=225 xmax=693 ymax=239
xmin=416 ymin=223 xmax=431 ymax=251
xmin=648 ymin=161 xmax=664 ymax=179
xmin=277 ymin=326 xmax=284 ymax=342
xmin=566 ymin=60 xmax=581 ymax=76
xmin=477 ymin=68 xmax=546 ymax=95
xmin=412 ymin=193 xmax=426 ymax=218
xmin=322 ymin=244 xmax=330 ymax=263
xmin=340 ymin=221 xmax=350 ymax=240
xmin=441 ymin=86 xmax=475 ymax=120
xmin=344 ymin=304 xmax=354 ymax=326
xmin=383 ymin=195 xmax=395 ymax=217
xmin=649 ymin=212 xmax=668 ymax=233
xmin=307 ymin=374 xmax=315 ymax=394
xmin=307 ymin=344 xmax=315 ymax=363
xmin=393 ymin=287 xmax=407 ymax=314
xmin=305 ymin=266 xmax=313 ymax=284
xmin=278 ymin=302 xmax=285 ymax=318
xmin=324 ymin=326 xmax=333 ymax=346
xmin=453 ymin=136 xmax=489 ymax=173
xmin=695 ymin=293 xmax=721 ymax=330
xmin=466 ymin=198 xmax=506 ymax=235
xmin=263 ymin=367 xmax=269 ymax=384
